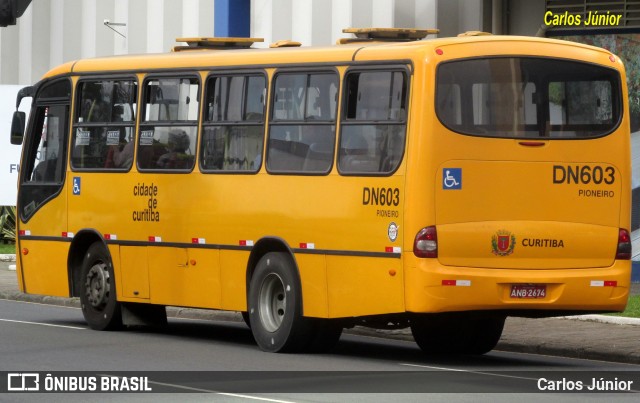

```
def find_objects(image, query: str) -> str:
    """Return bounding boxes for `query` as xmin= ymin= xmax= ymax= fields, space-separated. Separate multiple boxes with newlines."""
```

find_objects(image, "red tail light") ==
xmin=414 ymin=226 xmax=437 ymax=258
xmin=616 ymin=228 xmax=631 ymax=260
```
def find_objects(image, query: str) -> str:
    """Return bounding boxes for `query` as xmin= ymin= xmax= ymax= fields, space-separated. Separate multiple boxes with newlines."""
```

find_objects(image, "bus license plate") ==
xmin=510 ymin=285 xmax=546 ymax=299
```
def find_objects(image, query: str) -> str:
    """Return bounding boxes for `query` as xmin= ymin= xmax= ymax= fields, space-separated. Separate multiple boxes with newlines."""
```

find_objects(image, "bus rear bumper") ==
xmin=404 ymin=260 xmax=631 ymax=315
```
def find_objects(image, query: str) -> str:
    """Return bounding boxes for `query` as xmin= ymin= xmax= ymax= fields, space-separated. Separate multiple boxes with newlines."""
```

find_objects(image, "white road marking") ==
xmin=0 ymin=298 xmax=80 ymax=309
xmin=400 ymin=362 xmax=538 ymax=381
xmin=146 ymin=379 xmax=298 ymax=402
xmin=0 ymin=318 xmax=85 ymax=330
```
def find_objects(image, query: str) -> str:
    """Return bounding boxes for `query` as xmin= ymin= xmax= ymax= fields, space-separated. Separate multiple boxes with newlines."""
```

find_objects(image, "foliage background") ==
xmin=0 ymin=206 xmax=16 ymax=243
xmin=559 ymin=34 xmax=640 ymax=130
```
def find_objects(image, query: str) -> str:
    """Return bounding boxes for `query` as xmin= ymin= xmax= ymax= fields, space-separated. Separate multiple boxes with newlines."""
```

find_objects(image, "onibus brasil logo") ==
xmin=491 ymin=230 xmax=516 ymax=256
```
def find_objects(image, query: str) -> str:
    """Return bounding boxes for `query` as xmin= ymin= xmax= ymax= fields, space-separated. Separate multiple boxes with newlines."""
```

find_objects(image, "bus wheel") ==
xmin=80 ymin=242 xmax=122 ymax=331
xmin=307 ymin=319 xmax=343 ymax=352
xmin=410 ymin=315 xmax=504 ymax=355
xmin=465 ymin=317 xmax=505 ymax=354
xmin=241 ymin=311 xmax=251 ymax=329
xmin=248 ymin=252 xmax=311 ymax=352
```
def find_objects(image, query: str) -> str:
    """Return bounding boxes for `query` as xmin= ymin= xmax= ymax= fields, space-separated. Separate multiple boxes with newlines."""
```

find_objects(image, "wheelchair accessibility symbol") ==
xmin=73 ymin=177 xmax=81 ymax=195
xmin=443 ymin=168 xmax=462 ymax=190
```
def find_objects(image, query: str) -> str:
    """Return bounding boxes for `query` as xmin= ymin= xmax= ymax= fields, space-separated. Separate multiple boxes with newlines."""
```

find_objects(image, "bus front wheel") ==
xmin=248 ymin=252 xmax=312 ymax=352
xmin=410 ymin=315 xmax=505 ymax=355
xmin=79 ymin=242 xmax=122 ymax=331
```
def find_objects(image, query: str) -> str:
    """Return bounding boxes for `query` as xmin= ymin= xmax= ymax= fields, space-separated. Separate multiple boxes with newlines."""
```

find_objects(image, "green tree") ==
xmin=0 ymin=206 xmax=16 ymax=242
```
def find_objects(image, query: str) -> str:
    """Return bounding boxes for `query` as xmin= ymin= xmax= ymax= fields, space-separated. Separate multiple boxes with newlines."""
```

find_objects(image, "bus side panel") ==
xmin=295 ymin=254 xmax=329 ymax=318
xmin=15 ymin=249 xmax=24 ymax=292
xmin=148 ymin=247 xmax=221 ymax=308
xmin=187 ymin=248 xmax=221 ymax=308
xmin=220 ymin=250 xmax=249 ymax=312
xmin=17 ymin=195 xmax=69 ymax=297
xmin=326 ymin=255 xmax=404 ymax=318
xmin=120 ymin=246 xmax=149 ymax=300
xmin=19 ymin=240 xmax=70 ymax=297
xmin=108 ymin=244 xmax=123 ymax=301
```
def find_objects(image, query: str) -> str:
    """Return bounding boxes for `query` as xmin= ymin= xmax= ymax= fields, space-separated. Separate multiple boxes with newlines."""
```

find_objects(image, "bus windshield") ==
xmin=436 ymin=57 xmax=622 ymax=139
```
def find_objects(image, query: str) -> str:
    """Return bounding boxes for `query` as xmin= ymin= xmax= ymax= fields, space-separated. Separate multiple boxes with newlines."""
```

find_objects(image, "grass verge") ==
xmin=607 ymin=295 xmax=640 ymax=318
xmin=0 ymin=243 xmax=16 ymax=254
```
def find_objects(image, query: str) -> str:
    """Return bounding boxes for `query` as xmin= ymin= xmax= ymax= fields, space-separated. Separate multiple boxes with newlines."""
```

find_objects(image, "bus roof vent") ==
xmin=270 ymin=40 xmax=302 ymax=48
xmin=457 ymin=31 xmax=492 ymax=37
xmin=172 ymin=37 xmax=264 ymax=51
xmin=338 ymin=27 xmax=438 ymax=44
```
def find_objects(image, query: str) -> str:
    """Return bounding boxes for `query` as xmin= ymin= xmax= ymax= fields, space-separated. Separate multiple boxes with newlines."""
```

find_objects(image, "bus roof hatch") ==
xmin=338 ymin=27 xmax=438 ymax=44
xmin=173 ymin=37 xmax=264 ymax=51
xmin=457 ymin=31 xmax=492 ymax=37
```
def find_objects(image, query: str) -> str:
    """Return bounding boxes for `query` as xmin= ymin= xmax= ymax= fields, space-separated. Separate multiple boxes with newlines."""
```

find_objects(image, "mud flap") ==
xmin=121 ymin=303 xmax=167 ymax=327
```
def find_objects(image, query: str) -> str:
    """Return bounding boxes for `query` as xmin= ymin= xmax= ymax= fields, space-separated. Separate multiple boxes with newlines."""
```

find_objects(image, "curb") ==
xmin=560 ymin=314 xmax=640 ymax=326
xmin=495 ymin=340 xmax=640 ymax=364
xmin=0 ymin=254 xmax=16 ymax=263
xmin=0 ymin=289 xmax=638 ymax=365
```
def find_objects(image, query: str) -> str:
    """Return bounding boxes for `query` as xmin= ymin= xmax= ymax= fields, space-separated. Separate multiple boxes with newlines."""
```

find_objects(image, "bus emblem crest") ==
xmin=492 ymin=230 xmax=515 ymax=256
xmin=388 ymin=222 xmax=399 ymax=242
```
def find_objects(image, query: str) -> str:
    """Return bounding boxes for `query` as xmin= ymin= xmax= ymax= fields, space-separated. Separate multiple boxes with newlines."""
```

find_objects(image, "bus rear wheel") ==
xmin=410 ymin=315 xmax=505 ymax=355
xmin=307 ymin=319 xmax=343 ymax=352
xmin=79 ymin=242 xmax=122 ymax=330
xmin=248 ymin=252 xmax=312 ymax=352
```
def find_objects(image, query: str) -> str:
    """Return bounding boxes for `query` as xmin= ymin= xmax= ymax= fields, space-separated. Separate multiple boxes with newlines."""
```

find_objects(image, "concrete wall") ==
xmin=251 ymin=0 xmax=437 ymax=47
xmin=436 ymin=0 xmax=484 ymax=38
xmin=0 ymin=0 xmax=441 ymax=85
xmin=0 ymin=0 xmax=215 ymax=85
xmin=507 ymin=0 xmax=545 ymax=36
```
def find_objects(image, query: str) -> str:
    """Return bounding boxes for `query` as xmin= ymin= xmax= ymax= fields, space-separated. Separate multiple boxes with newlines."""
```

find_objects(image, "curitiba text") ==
xmin=132 ymin=182 xmax=160 ymax=222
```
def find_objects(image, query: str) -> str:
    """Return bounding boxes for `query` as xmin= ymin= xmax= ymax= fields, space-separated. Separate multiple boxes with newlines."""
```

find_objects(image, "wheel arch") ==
xmin=67 ymin=229 xmax=111 ymax=298
xmin=245 ymin=237 xmax=302 ymax=307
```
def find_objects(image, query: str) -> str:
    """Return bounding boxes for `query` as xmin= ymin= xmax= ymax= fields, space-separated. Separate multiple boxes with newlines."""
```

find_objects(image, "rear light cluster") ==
xmin=616 ymin=228 xmax=631 ymax=260
xmin=414 ymin=226 xmax=437 ymax=258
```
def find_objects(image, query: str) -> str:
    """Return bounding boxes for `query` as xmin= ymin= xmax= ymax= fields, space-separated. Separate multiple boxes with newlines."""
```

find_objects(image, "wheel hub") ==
xmin=85 ymin=263 xmax=110 ymax=309
xmin=258 ymin=273 xmax=286 ymax=332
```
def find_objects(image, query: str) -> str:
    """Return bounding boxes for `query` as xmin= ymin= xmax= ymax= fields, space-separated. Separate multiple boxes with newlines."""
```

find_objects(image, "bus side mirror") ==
xmin=11 ymin=111 xmax=25 ymax=145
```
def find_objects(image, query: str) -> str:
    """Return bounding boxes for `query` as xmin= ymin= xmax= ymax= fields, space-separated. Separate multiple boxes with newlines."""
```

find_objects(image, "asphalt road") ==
xmin=0 ymin=299 xmax=639 ymax=402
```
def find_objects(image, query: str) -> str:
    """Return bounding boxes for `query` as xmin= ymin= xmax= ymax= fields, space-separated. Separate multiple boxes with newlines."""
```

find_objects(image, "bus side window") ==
xmin=339 ymin=69 xmax=408 ymax=175
xmin=29 ymin=107 xmax=65 ymax=183
xmin=266 ymin=71 xmax=338 ymax=175
xmin=19 ymin=79 xmax=71 ymax=220
xmin=72 ymin=79 xmax=137 ymax=170
xmin=138 ymin=77 xmax=199 ymax=171
xmin=201 ymin=74 xmax=266 ymax=173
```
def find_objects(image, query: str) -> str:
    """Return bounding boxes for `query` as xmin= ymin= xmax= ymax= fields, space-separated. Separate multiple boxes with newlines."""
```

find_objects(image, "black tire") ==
xmin=79 ymin=242 xmax=122 ymax=330
xmin=248 ymin=252 xmax=312 ymax=352
xmin=307 ymin=319 xmax=343 ymax=353
xmin=411 ymin=315 xmax=505 ymax=355
xmin=241 ymin=311 xmax=251 ymax=329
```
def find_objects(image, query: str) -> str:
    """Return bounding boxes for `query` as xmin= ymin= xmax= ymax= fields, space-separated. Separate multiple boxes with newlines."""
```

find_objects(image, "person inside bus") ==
xmin=103 ymin=105 xmax=135 ymax=168
xmin=157 ymin=129 xmax=192 ymax=169
xmin=110 ymin=131 xmax=134 ymax=168
xmin=340 ymin=130 xmax=377 ymax=172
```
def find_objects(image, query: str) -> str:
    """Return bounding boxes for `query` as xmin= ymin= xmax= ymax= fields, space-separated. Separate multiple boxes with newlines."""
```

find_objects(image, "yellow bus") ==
xmin=10 ymin=28 xmax=632 ymax=355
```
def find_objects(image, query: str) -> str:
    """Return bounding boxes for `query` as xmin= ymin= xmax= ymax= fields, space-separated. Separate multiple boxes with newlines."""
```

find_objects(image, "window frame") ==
xmin=137 ymin=73 xmax=201 ymax=173
xmin=70 ymin=75 xmax=139 ymax=172
xmin=199 ymin=70 xmax=268 ymax=174
xmin=18 ymin=77 xmax=72 ymax=222
xmin=337 ymin=65 xmax=410 ymax=177
xmin=266 ymin=67 xmax=340 ymax=176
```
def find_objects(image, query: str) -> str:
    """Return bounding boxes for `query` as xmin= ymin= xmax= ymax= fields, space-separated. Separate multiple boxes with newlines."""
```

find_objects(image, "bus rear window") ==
xmin=436 ymin=57 xmax=621 ymax=138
